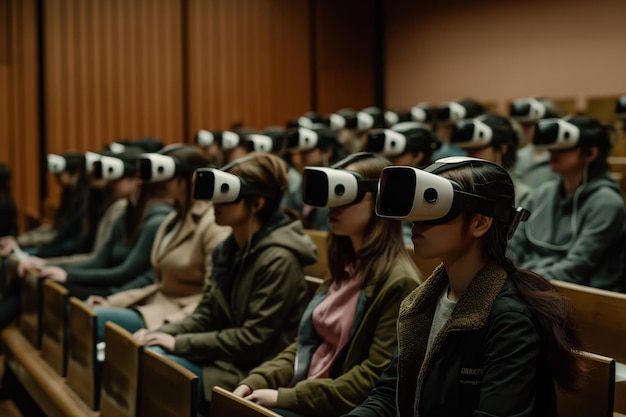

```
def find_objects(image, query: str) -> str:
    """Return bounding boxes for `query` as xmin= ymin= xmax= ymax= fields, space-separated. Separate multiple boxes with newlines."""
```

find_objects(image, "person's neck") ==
xmin=233 ymin=218 xmax=262 ymax=251
xmin=349 ymin=233 xmax=365 ymax=254
xmin=561 ymin=171 xmax=584 ymax=197
xmin=443 ymin=241 xmax=486 ymax=302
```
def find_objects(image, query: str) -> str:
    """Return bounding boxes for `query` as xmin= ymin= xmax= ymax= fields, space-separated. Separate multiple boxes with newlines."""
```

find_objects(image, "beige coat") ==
xmin=106 ymin=200 xmax=230 ymax=329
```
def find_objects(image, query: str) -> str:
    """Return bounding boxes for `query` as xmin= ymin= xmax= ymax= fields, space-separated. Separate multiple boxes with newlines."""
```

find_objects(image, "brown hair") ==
xmin=327 ymin=155 xmax=416 ymax=286
xmin=444 ymin=164 xmax=589 ymax=391
xmin=225 ymin=152 xmax=289 ymax=223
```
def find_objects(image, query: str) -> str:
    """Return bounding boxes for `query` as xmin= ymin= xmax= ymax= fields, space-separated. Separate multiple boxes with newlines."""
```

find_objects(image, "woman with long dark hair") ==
xmin=344 ymin=157 xmax=589 ymax=417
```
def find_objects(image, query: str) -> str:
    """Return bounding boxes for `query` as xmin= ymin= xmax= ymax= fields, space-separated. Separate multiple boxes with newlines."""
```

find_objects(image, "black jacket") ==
xmin=346 ymin=263 xmax=557 ymax=417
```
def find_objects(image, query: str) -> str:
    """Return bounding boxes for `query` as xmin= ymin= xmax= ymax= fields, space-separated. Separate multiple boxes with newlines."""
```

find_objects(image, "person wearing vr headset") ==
xmin=282 ymin=125 xmax=343 ymax=231
xmin=509 ymin=97 xmax=562 ymax=188
xmin=233 ymin=153 xmax=420 ymax=417
xmin=36 ymin=147 xmax=174 ymax=299
xmin=508 ymin=115 xmax=626 ymax=292
xmin=82 ymin=144 xmax=230 ymax=342
xmin=0 ymin=163 xmax=17 ymax=238
xmin=0 ymin=151 xmax=90 ymax=257
xmin=136 ymin=152 xmax=317 ymax=414
xmin=366 ymin=122 xmax=443 ymax=245
xmin=431 ymin=98 xmax=485 ymax=161
xmin=344 ymin=157 xmax=588 ymax=417
xmin=450 ymin=113 xmax=531 ymax=204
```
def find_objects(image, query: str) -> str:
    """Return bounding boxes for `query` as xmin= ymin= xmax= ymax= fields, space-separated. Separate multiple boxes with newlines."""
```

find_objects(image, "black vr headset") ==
xmin=329 ymin=109 xmax=358 ymax=131
xmin=411 ymin=103 xmax=434 ymax=123
xmin=193 ymin=156 xmax=278 ymax=203
xmin=195 ymin=130 xmax=243 ymax=150
xmin=137 ymin=144 xmax=207 ymax=183
xmin=436 ymin=99 xmax=485 ymax=124
xmin=532 ymin=117 xmax=596 ymax=150
xmin=509 ymin=97 xmax=561 ymax=123
xmin=287 ymin=127 xmax=337 ymax=152
xmin=376 ymin=157 xmax=529 ymax=238
xmin=47 ymin=153 xmax=84 ymax=174
xmin=616 ymin=96 xmax=626 ymax=121
xmin=367 ymin=123 xmax=440 ymax=157
xmin=302 ymin=152 xmax=379 ymax=208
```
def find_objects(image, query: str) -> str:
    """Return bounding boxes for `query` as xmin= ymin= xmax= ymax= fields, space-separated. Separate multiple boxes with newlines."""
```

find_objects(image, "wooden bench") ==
xmin=211 ymin=385 xmax=281 ymax=417
xmin=99 ymin=322 xmax=143 ymax=417
xmin=19 ymin=270 xmax=43 ymax=348
xmin=139 ymin=349 xmax=199 ymax=417
xmin=40 ymin=280 xmax=68 ymax=377
xmin=66 ymin=297 xmax=100 ymax=410
xmin=551 ymin=280 xmax=626 ymax=415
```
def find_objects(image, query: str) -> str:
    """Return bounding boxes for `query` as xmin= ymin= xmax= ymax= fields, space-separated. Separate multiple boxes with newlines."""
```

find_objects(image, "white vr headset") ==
xmin=196 ymin=130 xmax=242 ymax=150
xmin=47 ymin=153 xmax=84 ymax=174
xmin=47 ymin=154 xmax=67 ymax=174
xmin=85 ymin=152 xmax=102 ymax=174
xmin=367 ymin=129 xmax=409 ymax=157
xmin=450 ymin=118 xmax=494 ymax=149
xmin=411 ymin=103 xmax=433 ymax=123
xmin=384 ymin=110 xmax=412 ymax=128
xmin=193 ymin=157 xmax=278 ymax=203
xmin=509 ymin=98 xmax=548 ymax=122
xmin=532 ymin=118 xmax=591 ymax=150
xmin=329 ymin=111 xmax=358 ymax=131
xmin=376 ymin=157 xmax=529 ymax=238
xmin=302 ymin=153 xmax=379 ymax=208
xmin=436 ymin=102 xmax=467 ymax=123
xmin=246 ymin=134 xmax=276 ymax=153
xmin=92 ymin=155 xmax=127 ymax=181
xmin=616 ymin=96 xmax=626 ymax=120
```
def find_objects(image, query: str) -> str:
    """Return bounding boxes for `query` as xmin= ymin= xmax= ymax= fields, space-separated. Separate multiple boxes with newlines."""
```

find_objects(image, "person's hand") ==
xmin=39 ymin=266 xmax=68 ymax=283
xmin=86 ymin=295 xmax=110 ymax=308
xmin=233 ymin=384 xmax=253 ymax=397
xmin=142 ymin=331 xmax=176 ymax=352
xmin=245 ymin=389 xmax=278 ymax=408
xmin=133 ymin=328 xmax=150 ymax=344
xmin=0 ymin=236 xmax=19 ymax=257
xmin=17 ymin=256 xmax=46 ymax=277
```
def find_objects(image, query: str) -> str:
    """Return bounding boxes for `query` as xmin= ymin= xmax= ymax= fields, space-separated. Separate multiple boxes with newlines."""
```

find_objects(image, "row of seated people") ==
xmin=0 ymin=95 xmax=624 ymax=415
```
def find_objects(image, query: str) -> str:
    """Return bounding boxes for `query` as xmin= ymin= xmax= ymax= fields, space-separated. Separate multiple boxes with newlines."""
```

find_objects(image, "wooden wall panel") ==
xmin=43 ymin=0 xmax=185 ymax=154
xmin=314 ymin=0 xmax=376 ymax=115
xmin=186 ymin=0 xmax=312 ymax=134
xmin=0 ymin=0 xmax=41 ymax=229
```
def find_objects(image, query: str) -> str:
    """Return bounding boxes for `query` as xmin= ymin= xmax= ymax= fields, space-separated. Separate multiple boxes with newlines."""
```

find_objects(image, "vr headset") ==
xmin=532 ymin=117 xmax=595 ymax=150
xmin=376 ymin=157 xmax=529 ymax=238
xmin=450 ymin=118 xmax=495 ymax=149
xmin=244 ymin=130 xmax=285 ymax=153
xmin=92 ymin=155 xmax=134 ymax=181
xmin=85 ymin=152 xmax=102 ymax=174
xmin=287 ymin=127 xmax=337 ymax=152
xmin=193 ymin=157 xmax=278 ymax=203
xmin=329 ymin=110 xmax=358 ymax=131
xmin=616 ymin=96 xmax=626 ymax=121
xmin=436 ymin=100 xmax=485 ymax=124
xmin=47 ymin=153 xmax=84 ymax=174
xmin=509 ymin=98 xmax=559 ymax=122
xmin=297 ymin=111 xmax=328 ymax=129
xmin=195 ymin=130 xmax=242 ymax=150
xmin=356 ymin=108 xmax=386 ymax=131
xmin=138 ymin=144 xmax=208 ymax=183
xmin=302 ymin=152 xmax=379 ymax=208
xmin=384 ymin=110 xmax=412 ymax=128
xmin=411 ymin=103 xmax=434 ymax=123
xmin=367 ymin=124 xmax=440 ymax=157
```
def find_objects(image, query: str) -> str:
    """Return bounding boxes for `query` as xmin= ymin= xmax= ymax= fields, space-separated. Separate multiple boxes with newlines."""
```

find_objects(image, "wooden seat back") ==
xmin=138 ymin=349 xmax=198 ymax=417
xmin=40 ymin=280 xmax=68 ymax=376
xmin=19 ymin=270 xmax=43 ymax=348
xmin=551 ymin=280 xmax=626 ymax=364
xmin=67 ymin=297 xmax=99 ymax=410
xmin=556 ymin=351 xmax=615 ymax=417
xmin=303 ymin=229 xmax=328 ymax=279
xmin=99 ymin=322 xmax=142 ymax=417
xmin=211 ymin=386 xmax=282 ymax=417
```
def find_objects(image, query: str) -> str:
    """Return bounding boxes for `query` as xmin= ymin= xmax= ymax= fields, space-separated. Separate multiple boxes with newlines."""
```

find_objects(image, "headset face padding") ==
xmin=533 ymin=118 xmax=581 ymax=150
xmin=138 ymin=154 xmax=178 ymax=183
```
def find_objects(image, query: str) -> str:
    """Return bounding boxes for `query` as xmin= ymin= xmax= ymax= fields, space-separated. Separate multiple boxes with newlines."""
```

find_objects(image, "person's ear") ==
xmin=471 ymin=214 xmax=493 ymax=238
xmin=412 ymin=151 xmax=425 ymax=166
xmin=251 ymin=197 xmax=266 ymax=213
xmin=585 ymin=147 xmax=599 ymax=163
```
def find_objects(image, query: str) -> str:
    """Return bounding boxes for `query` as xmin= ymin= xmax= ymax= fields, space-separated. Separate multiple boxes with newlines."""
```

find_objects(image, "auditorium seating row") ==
xmin=1 ymin=230 xmax=626 ymax=416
